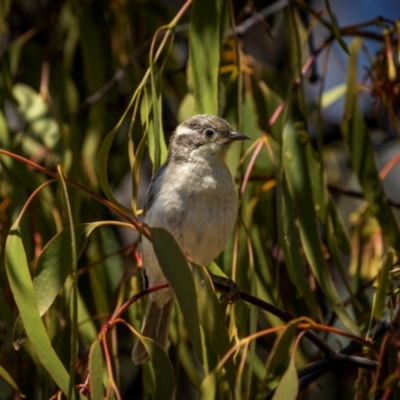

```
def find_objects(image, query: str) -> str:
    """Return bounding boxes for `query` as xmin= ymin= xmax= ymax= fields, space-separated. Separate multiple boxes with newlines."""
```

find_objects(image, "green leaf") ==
xmin=192 ymin=264 xmax=236 ymax=392
xmin=5 ymin=226 xmax=85 ymax=399
xmin=324 ymin=0 xmax=349 ymax=54
xmin=266 ymin=320 xmax=298 ymax=377
xmin=283 ymin=121 xmax=360 ymax=335
xmin=98 ymin=127 xmax=133 ymax=214
xmin=272 ymin=357 xmax=298 ymax=400
xmin=321 ymin=83 xmax=347 ymax=109
xmin=79 ymin=3 xmax=108 ymax=180
xmin=276 ymin=176 xmax=322 ymax=320
xmin=177 ymin=93 xmax=196 ymax=123
xmin=0 ymin=364 xmax=24 ymax=397
xmin=13 ymin=84 xmax=62 ymax=155
xmin=141 ymin=83 xmax=168 ymax=172
xmin=189 ymin=0 xmax=220 ymax=114
xmin=305 ymin=142 xmax=327 ymax=221
xmin=149 ymin=65 xmax=164 ymax=172
xmin=341 ymin=38 xmax=400 ymax=253
xmin=150 ymin=227 xmax=203 ymax=364
xmin=328 ymin=199 xmax=351 ymax=255
xmin=12 ymin=223 xmax=105 ymax=348
xmin=374 ymin=252 xmax=394 ymax=320
xmin=130 ymin=115 xmax=148 ymax=216
xmin=140 ymin=336 xmax=176 ymax=400
xmin=0 ymin=52 xmax=17 ymax=106
xmin=199 ymin=371 xmax=217 ymax=400
xmin=257 ymin=81 xmax=285 ymax=142
xmin=89 ymin=340 xmax=104 ymax=400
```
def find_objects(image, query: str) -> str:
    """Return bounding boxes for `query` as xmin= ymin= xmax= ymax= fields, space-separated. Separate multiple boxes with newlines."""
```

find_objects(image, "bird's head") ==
xmin=168 ymin=114 xmax=249 ymax=163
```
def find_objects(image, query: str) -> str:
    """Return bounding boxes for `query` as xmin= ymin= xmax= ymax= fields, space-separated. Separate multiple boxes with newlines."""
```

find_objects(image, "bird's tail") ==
xmin=131 ymin=298 xmax=173 ymax=364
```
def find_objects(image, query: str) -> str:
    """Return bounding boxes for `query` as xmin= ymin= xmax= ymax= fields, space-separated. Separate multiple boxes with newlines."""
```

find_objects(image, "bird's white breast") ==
xmin=143 ymin=159 xmax=238 ymax=306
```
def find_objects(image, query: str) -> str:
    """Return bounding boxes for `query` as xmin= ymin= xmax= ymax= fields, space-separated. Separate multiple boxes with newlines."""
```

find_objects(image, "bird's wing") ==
xmin=143 ymin=163 xmax=167 ymax=215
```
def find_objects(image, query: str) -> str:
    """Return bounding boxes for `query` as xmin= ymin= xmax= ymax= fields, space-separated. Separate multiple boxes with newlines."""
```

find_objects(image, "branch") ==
xmin=212 ymin=280 xmax=378 ymax=370
xmin=263 ymin=319 xmax=389 ymax=399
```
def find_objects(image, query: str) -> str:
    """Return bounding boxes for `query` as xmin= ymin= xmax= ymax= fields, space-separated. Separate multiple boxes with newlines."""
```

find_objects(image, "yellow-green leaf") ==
xmin=189 ymin=0 xmax=220 ymax=114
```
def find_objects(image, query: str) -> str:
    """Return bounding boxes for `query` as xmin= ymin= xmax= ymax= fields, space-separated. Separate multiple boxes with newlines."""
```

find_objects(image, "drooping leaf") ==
xmin=276 ymin=175 xmax=322 ymax=320
xmin=89 ymin=340 xmax=104 ymax=400
xmin=142 ymin=82 xmax=168 ymax=172
xmin=98 ymin=127 xmax=133 ymax=214
xmin=374 ymin=252 xmax=394 ymax=320
xmin=199 ymin=370 xmax=217 ymax=400
xmin=150 ymin=227 xmax=203 ymax=364
xmin=272 ymin=356 xmax=299 ymax=400
xmin=138 ymin=335 xmax=176 ymax=400
xmin=266 ymin=320 xmax=298 ymax=376
xmin=13 ymin=84 xmax=60 ymax=148
xmin=341 ymin=38 xmax=400 ymax=253
xmin=0 ymin=364 xmax=24 ymax=397
xmin=324 ymin=0 xmax=349 ymax=54
xmin=12 ymin=222 xmax=110 ymax=348
xmin=189 ymin=0 xmax=220 ymax=114
xmin=192 ymin=264 xmax=236 ymax=393
xmin=328 ymin=198 xmax=351 ymax=255
xmin=283 ymin=121 xmax=360 ymax=335
xmin=5 ymin=226 xmax=85 ymax=399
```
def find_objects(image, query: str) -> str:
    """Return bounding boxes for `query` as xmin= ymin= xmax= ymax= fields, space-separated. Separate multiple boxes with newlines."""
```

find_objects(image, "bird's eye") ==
xmin=204 ymin=128 xmax=214 ymax=138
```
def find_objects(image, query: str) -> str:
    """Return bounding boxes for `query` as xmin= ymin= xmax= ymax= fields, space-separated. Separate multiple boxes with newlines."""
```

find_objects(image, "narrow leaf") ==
xmin=89 ymin=340 xmax=104 ymax=400
xmin=150 ymin=227 xmax=203 ymax=364
xmin=140 ymin=335 xmax=176 ymax=400
xmin=13 ymin=222 xmax=107 ymax=348
xmin=192 ymin=264 xmax=236 ymax=392
xmin=283 ymin=121 xmax=360 ymax=335
xmin=272 ymin=358 xmax=298 ymax=400
xmin=266 ymin=320 xmax=298 ymax=376
xmin=0 ymin=364 xmax=24 ymax=397
xmin=324 ymin=0 xmax=349 ymax=54
xmin=374 ymin=252 xmax=394 ymax=319
xmin=5 ymin=227 xmax=85 ymax=399
xmin=276 ymin=176 xmax=322 ymax=320
xmin=98 ymin=128 xmax=132 ymax=214
xmin=341 ymin=38 xmax=400 ymax=252
xmin=189 ymin=0 xmax=220 ymax=114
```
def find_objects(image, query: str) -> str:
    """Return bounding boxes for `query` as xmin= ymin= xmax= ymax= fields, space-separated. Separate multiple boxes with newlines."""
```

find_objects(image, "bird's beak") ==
xmin=228 ymin=131 xmax=250 ymax=141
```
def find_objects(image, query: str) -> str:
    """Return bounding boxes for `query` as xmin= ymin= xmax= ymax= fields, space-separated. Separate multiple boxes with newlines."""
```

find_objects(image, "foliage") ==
xmin=0 ymin=0 xmax=400 ymax=399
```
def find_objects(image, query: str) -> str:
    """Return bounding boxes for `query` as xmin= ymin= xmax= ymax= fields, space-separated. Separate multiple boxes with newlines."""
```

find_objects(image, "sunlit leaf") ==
xmin=12 ymin=222 xmax=109 ymax=348
xmin=272 ymin=357 xmax=298 ymax=400
xmin=13 ymin=84 xmax=61 ymax=152
xmin=189 ymin=0 xmax=220 ymax=114
xmin=5 ymin=225 xmax=85 ymax=399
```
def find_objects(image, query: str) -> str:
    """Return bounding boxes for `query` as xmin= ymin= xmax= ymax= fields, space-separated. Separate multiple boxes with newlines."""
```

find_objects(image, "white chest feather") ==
xmin=143 ymin=159 xmax=238 ymax=304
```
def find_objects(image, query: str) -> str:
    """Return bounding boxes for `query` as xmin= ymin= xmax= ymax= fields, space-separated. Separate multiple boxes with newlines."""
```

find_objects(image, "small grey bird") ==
xmin=132 ymin=114 xmax=249 ymax=364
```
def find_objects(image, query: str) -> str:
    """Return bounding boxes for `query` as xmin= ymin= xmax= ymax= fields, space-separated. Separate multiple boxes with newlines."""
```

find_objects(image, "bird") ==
xmin=132 ymin=114 xmax=249 ymax=364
